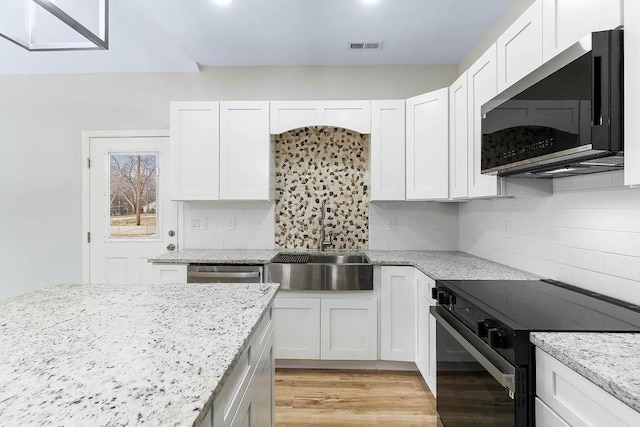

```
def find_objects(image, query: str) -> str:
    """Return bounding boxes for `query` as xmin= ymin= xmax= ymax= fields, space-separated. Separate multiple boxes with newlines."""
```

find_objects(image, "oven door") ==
xmin=431 ymin=306 xmax=517 ymax=427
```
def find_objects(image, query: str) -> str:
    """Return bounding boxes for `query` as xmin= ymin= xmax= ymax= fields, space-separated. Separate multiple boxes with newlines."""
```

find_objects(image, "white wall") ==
xmin=460 ymin=171 xmax=640 ymax=305
xmin=458 ymin=0 xmax=536 ymax=74
xmin=182 ymin=202 xmax=275 ymax=250
xmin=369 ymin=202 xmax=459 ymax=251
xmin=0 ymin=65 xmax=457 ymax=297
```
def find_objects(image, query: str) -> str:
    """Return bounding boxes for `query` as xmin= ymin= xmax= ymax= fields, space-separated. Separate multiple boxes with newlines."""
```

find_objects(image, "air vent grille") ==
xmin=349 ymin=41 xmax=382 ymax=50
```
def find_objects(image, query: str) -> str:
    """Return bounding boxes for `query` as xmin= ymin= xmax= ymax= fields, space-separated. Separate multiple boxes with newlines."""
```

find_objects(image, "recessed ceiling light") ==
xmin=362 ymin=0 xmax=379 ymax=4
xmin=212 ymin=0 xmax=233 ymax=6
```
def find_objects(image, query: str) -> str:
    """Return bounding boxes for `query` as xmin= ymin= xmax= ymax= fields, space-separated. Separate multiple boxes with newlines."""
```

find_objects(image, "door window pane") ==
xmin=109 ymin=154 xmax=158 ymax=238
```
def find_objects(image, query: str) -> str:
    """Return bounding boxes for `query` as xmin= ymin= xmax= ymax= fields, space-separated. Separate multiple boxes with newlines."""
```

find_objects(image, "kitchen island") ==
xmin=0 ymin=282 xmax=279 ymax=426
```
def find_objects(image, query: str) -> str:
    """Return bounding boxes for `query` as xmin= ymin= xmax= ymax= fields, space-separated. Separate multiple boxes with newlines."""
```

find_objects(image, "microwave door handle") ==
xmin=433 ymin=308 xmax=516 ymax=393
xmin=592 ymin=53 xmax=603 ymax=127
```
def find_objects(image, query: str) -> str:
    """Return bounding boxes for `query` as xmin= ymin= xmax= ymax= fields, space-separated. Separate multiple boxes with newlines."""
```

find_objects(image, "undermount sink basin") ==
xmin=267 ymin=252 xmax=373 ymax=291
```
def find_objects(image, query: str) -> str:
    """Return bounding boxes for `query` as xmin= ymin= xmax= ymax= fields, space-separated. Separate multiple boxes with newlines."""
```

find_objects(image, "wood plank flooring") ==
xmin=274 ymin=368 xmax=437 ymax=426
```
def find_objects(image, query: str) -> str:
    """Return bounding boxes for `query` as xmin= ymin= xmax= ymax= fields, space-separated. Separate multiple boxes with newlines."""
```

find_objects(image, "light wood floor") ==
xmin=274 ymin=369 xmax=437 ymax=426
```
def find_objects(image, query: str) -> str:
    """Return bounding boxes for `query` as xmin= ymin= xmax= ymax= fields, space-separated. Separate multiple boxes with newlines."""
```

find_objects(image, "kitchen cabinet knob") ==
xmin=168 ymin=230 xmax=176 ymax=237
xmin=167 ymin=243 xmax=176 ymax=251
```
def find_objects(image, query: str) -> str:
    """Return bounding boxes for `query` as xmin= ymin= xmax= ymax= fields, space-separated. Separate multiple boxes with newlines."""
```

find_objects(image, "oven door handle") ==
xmin=432 ymin=307 xmax=516 ymax=393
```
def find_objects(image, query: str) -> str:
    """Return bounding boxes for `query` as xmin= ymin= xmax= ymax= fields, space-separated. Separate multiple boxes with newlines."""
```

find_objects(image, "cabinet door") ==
xmin=406 ymin=88 xmax=449 ymax=200
xmin=170 ymin=102 xmax=220 ymax=200
xmin=370 ymin=100 xmax=405 ymax=201
xmin=380 ymin=266 xmax=415 ymax=362
xmin=219 ymin=101 xmax=271 ymax=200
xmin=543 ymin=0 xmax=623 ymax=62
xmin=320 ymin=298 xmax=378 ymax=360
xmin=415 ymin=270 xmax=437 ymax=396
xmin=269 ymin=100 xmax=371 ymax=134
xmin=467 ymin=44 xmax=500 ymax=198
xmin=273 ymin=297 xmax=320 ymax=359
xmin=497 ymin=0 xmax=543 ymax=93
xmin=625 ymin=1 xmax=640 ymax=186
xmin=149 ymin=263 xmax=187 ymax=284
xmin=536 ymin=348 xmax=640 ymax=427
xmin=449 ymin=72 xmax=468 ymax=199
xmin=253 ymin=342 xmax=274 ymax=427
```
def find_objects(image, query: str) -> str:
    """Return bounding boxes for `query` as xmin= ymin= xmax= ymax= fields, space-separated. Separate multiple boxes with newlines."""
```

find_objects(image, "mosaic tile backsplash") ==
xmin=274 ymin=127 xmax=369 ymax=250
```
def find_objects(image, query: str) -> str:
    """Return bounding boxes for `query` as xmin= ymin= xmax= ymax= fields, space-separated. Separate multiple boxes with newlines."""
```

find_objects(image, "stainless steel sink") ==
xmin=267 ymin=252 xmax=373 ymax=291
xmin=306 ymin=254 xmax=369 ymax=264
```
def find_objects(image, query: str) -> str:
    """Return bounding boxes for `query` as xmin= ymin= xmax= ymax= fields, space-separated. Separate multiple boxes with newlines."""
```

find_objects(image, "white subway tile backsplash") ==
xmin=368 ymin=201 xmax=459 ymax=251
xmin=182 ymin=201 xmax=275 ymax=250
xmin=461 ymin=175 xmax=640 ymax=305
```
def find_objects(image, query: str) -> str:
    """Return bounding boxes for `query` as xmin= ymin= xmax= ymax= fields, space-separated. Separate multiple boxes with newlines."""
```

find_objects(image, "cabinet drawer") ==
xmin=536 ymin=348 xmax=640 ymax=427
xmin=535 ymin=397 xmax=569 ymax=427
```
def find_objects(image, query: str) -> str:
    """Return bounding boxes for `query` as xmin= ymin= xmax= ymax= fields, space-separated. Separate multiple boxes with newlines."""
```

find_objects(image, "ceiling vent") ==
xmin=349 ymin=41 xmax=382 ymax=50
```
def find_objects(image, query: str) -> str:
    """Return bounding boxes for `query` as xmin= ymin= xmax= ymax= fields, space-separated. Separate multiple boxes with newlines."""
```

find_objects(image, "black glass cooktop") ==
xmin=438 ymin=279 xmax=640 ymax=333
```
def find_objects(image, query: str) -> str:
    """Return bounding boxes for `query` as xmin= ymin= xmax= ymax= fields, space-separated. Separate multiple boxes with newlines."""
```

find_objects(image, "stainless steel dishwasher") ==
xmin=187 ymin=265 xmax=263 ymax=283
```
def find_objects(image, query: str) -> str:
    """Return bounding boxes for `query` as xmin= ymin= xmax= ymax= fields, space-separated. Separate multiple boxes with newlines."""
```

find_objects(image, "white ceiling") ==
xmin=0 ymin=0 xmax=517 ymax=75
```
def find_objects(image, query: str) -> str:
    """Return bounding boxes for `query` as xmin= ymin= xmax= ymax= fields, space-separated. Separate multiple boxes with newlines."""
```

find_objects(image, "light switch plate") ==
xmin=225 ymin=217 xmax=236 ymax=231
xmin=191 ymin=217 xmax=207 ymax=230
xmin=386 ymin=218 xmax=396 ymax=231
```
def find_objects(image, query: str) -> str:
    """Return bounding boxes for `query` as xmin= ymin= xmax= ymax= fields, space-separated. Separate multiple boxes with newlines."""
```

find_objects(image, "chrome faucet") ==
xmin=319 ymin=200 xmax=333 ymax=251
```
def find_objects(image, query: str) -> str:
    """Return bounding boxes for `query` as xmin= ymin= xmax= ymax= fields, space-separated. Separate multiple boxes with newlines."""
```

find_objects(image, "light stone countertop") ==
xmin=0 ymin=282 xmax=279 ymax=426
xmin=531 ymin=332 xmax=640 ymax=413
xmin=149 ymin=249 xmax=539 ymax=281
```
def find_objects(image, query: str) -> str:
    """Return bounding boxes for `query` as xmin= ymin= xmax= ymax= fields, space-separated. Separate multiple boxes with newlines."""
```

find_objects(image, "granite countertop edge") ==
xmin=531 ymin=332 xmax=640 ymax=413
xmin=149 ymin=249 xmax=540 ymax=281
xmin=195 ymin=283 xmax=279 ymax=425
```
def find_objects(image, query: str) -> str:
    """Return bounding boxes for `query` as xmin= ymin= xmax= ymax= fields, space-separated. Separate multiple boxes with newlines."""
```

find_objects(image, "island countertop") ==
xmin=0 ymin=282 xmax=279 ymax=426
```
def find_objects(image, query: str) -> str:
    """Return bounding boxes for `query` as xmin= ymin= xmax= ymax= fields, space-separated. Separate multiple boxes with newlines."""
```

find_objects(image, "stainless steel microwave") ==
xmin=481 ymin=29 xmax=623 ymax=178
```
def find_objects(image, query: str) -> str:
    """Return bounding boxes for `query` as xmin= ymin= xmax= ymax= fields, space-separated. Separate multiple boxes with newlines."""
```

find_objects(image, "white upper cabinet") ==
xmin=467 ymin=44 xmax=501 ymax=199
xmin=449 ymin=72 xmax=469 ymax=200
xmin=269 ymin=100 xmax=371 ymax=134
xmin=219 ymin=101 xmax=272 ymax=200
xmin=370 ymin=100 xmax=406 ymax=201
xmin=497 ymin=0 xmax=543 ymax=93
xmin=170 ymin=102 xmax=220 ymax=200
xmin=542 ymin=0 xmax=623 ymax=62
xmin=406 ymin=88 xmax=449 ymax=201
xmin=625 ymin=0 xmax=640 ymax=186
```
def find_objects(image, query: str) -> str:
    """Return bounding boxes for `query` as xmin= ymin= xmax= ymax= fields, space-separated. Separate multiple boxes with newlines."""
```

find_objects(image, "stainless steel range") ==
xmin=430 ymin=279 xmax=640 ymax=426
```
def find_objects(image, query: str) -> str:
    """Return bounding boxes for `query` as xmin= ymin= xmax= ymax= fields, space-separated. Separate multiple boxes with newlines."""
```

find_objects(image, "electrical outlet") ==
xmin=386 ymin=218 xmax=396 ymax=231
xmin=191 ymin=217 xmax=207 ymax=230
xmin=225 ymin=217 xmax=236 ymax=231
xmin=504 ymin=220 xmax=511 ymax=239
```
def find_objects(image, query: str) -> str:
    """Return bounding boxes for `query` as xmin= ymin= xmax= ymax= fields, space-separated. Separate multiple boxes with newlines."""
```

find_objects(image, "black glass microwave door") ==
xmin=481 ymin=100 xmax=591 ymax=171
xmin=436 ymin=322 xmax=514 ymax=427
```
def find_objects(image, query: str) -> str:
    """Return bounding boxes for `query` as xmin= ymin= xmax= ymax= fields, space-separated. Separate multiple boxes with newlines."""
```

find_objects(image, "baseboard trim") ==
xmin=275 ymin=359 xmax=418 ymax=371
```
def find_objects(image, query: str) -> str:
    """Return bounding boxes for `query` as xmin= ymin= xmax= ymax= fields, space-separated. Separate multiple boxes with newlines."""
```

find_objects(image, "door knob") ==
xmin=168 ymin=230 xmax=175 ymax=237
xmin=167 ymin=243 xmax=176 ymax=251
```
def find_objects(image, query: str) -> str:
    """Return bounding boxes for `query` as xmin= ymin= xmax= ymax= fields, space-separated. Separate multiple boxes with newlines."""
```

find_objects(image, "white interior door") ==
xmin=88 ymin=135 xmax=177 ymax=284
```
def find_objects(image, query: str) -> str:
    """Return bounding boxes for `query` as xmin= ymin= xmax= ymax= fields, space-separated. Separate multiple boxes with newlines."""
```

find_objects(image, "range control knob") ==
xmin=488 ymin=328 xmax=509 ymax=349
xmin=477 ymin=319 xmax=495 ymax=338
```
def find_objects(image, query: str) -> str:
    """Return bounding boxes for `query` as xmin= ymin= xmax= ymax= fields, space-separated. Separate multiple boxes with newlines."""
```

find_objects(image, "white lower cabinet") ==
xmin=380 ymin=266 xmax=415 ymax=362
xmin=415 ymin=270 xmax=437 ymax=396
xmin=535 ymin=348 xmax=640 ymax=427
xmin=273 ymin=294 xmax=378 ymax=361
xmin=209 ymin=306 xmax=274 ymax=427
xmin=321 ymin=298 xmax=378 ymax=360
xmin=149 ymin=263 xmax=187 ymax=284
xmin=273 ymin=297 xmax=321 ymax=359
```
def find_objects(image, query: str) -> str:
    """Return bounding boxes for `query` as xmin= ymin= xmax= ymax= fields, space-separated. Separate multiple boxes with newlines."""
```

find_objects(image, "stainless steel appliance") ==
xmin=187 ymin=264 xmax=263 ymax=283
xmin=481 ymin=30 xmax=623 ymax=178
xmin=430 ymin=279 xmax=640 ymax=426
xmin=267 ymin=252 xmax=373 ymax=291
